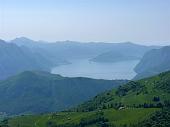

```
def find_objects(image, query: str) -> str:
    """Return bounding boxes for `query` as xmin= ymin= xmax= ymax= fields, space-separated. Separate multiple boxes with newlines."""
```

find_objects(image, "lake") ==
xmin=51 ymin=59 xmax=140 ymax=80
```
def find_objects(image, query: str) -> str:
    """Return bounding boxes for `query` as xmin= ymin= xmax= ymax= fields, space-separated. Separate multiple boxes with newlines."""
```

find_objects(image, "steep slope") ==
xmin=10 ymin=37 xmax=68 ymax=66
xmin=2 ymin=71 xmax=170 ymax=127
xmin=0 ymin=40 xmax=54 ymax=80
xmin=76 ymin=71 xmax=170 ymax=112
xmin=0 ymin=71 xmax=126 ymax=115
xmin=134 ymin=46 xmax=170 ymax=79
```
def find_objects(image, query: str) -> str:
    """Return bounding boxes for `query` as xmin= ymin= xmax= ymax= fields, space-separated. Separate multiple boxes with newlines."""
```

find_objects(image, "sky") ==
xmin=0 ymin=0 xmax=170 ymax=45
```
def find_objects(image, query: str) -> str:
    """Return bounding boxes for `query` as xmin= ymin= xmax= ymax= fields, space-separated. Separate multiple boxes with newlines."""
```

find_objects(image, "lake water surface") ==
xmin=51 ymin=59 xmax=139 ymax=80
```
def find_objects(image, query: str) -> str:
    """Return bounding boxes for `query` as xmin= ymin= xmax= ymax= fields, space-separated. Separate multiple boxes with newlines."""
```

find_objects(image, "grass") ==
xmin=104 ymin=108 xmax=159 ymax=126
xmin=7 ymin=108 xmax=159 ymax=127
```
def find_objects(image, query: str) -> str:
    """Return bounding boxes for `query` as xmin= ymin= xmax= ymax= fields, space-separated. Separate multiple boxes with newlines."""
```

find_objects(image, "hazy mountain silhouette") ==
xmin=134 ymin=46 xmax=170 ymax=79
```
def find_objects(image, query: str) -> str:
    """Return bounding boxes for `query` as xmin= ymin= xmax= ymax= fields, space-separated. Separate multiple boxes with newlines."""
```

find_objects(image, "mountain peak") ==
xmin=13 ymin=37 xmax=34 ymax=42
xmin=10 ymin=37 xmax=37 ymax=47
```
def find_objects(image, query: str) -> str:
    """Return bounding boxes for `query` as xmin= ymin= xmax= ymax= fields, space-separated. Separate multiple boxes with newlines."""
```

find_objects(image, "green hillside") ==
xmin=75 ymin=71 xmax=170 ymax=112
xmin=0 ymin=108 xmax=158 ymax=127
xmin=0 ymin=71 xmax=125 ymax=115
xmin=1 ymin=71 xmax=170 ymax=127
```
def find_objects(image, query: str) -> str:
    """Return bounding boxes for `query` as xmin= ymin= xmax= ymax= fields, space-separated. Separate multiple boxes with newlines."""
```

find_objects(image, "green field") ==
xmin=5 ymin=108 xmax=159 ymax=127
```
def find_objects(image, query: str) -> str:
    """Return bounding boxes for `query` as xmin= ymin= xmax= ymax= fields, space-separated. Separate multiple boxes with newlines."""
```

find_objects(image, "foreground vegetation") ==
xmin=0 ymin=108 xmax=159 ymax=127
xmin=1 ymin=71 xmax=170 ymax=127
xmin=137 ymin=107 xmax=170 ymax=127
xmin=75 ymin=71 xmax=170 ymax=112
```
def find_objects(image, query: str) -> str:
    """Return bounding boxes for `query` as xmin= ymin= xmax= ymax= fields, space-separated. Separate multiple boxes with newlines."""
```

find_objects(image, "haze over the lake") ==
xmin=0 ymin=0 xmax=170 ymax=46
xmin=51 ymin=59 xmax=139 ymax=80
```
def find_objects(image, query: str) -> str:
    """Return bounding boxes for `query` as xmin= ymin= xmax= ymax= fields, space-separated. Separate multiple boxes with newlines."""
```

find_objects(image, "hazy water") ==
xmin=51 ymin=59 xmax=139 ymax=80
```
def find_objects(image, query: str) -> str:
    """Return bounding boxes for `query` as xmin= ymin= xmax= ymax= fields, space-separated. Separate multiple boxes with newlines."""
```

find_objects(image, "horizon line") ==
xmin=0 ymin=36 xmax=169 ymax=47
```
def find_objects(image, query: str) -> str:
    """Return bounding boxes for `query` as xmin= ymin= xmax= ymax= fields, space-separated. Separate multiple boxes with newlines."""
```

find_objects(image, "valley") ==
xmin=51 ymin=59 xmax=139 ymax=80
xmin=1 ymin=1 xmax=170 ymax=126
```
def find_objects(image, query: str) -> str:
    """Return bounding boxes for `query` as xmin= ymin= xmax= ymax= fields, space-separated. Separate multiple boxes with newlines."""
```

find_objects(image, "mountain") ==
xmin=10 ymin=37 xmax=39 ymax=47
xmin=90 ymin=50 xmax=140 ymax=63
xmin=0 ymin=71 xmax=126 ymax=115
xmin=75 ymin=71 xmax=170 ymax=112
xmin=11 ymin=37 xmax=68 ymax=66
xmin=90 ymin=42 xmax=158 ymax=63
xmin=2 ymin=71 xmax=170 ymax=127
xmin=2 ymin=37 xmax=157 ymax=80
xmin=11 ymin=38 xmax=158 ymax=61
xmin=0 ymin=39 xmax=56 ymax=80
xmin=134 ymin=46 xmax=170 ymax=79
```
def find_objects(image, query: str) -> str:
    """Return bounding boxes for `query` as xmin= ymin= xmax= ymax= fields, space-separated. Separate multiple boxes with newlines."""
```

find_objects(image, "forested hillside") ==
xmin=1 ymin=71 xmax=169 ymax=127
xmin=0 ymin=71 xmax=126 ymax=115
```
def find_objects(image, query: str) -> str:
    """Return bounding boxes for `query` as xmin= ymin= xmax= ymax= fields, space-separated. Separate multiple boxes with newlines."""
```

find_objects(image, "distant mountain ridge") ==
xmin=0 ymin=37 xmax=161 ymax=80
xmin=134 ymin=46 xmax=170 ymax=79
xmin=10 ymin=37 xmax=159 ymax=61
xmin=88 ymin=42 xmax=160 ymax=63
xmin=0 ymin=71 xmax=126 ymax=115
xmin=90 ymin=50 xmax=140 ymax=63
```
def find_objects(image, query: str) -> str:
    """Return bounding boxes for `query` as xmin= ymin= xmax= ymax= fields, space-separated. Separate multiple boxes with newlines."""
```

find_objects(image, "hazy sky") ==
xmin=0 ymin=0 xmax=170 ymax=45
